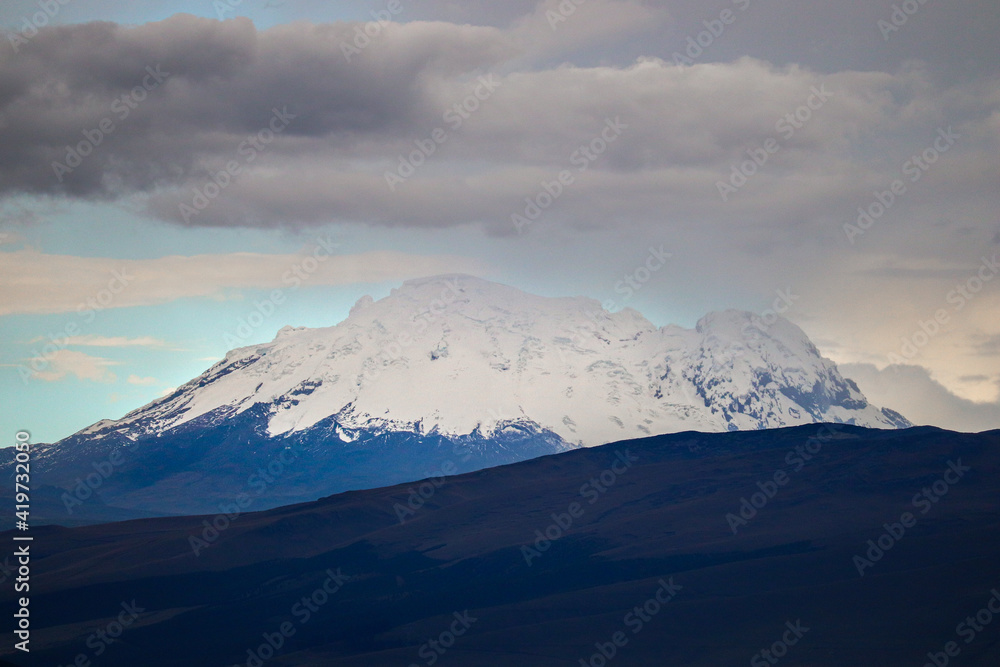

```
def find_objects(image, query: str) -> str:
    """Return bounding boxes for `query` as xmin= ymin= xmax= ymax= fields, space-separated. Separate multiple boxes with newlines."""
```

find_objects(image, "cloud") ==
xmin=31 ymin=334 xmax=173 ymax=348
xmin=842 ymin=363 xmax=1000 ymax=433
xmin=412 ymin=0 xmax=1000 ymax=79
xmin=0 ymin=14 xmax=516 ymax=199
xmin=0 ymin=247 xmax=485 ymax=315
xmin=972 ymin=334 xmax=1000 ymax=357
xmin=0 ymin=231 xmax=22 ymax=246
xmin=508 ymin=0 xmax=670 ymax=61
xmin=123 ymin=57 xmax=994 ymax=236
xmin=126 ymin=374 xmax=158 ymax=385
xmin=26 ymin=349 xmax=121 ymax=383
xmin=0 ymin=14 xmax=994 ymax=236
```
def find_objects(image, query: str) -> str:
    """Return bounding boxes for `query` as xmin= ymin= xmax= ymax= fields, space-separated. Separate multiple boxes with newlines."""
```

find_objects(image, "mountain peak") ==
xmin=696 ymin=309 xmax=818 ymax=355
xmin=91 ymin=275 xmax=906 ymax=451
xmin=696 ymin=308 xmax=758 ymax=332
xmin=398 ymin=273 xmax=488 ymax=289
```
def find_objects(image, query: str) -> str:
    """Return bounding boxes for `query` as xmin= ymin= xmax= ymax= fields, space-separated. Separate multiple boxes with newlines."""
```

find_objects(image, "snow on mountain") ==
xmin=89 ymin=274 xmax=908 ymax=449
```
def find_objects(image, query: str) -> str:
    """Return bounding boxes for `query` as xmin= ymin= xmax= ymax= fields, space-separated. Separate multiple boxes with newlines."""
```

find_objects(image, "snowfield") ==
xmin=88 ymin=274 xmax=908 ymax=449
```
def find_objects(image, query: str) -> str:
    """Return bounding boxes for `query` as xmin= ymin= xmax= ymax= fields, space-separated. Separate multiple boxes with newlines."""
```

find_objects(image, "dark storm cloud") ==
xmin=137 ymin=57 xmax=996 ymax=233
xmin=0 ymin=13 xmax=515 ymax=197
xmin=0 ymin=5 xmax=997 ymax=237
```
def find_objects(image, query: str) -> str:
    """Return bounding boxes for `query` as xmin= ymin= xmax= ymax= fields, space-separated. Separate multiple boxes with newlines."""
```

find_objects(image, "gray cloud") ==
xmin=0 ymin=11 xmax=997 ymax=240
xmin=135 ymin=56 xmax=1000 ymax=235
xmin=972 ymin=334 xmax=1000 ymax=357
xmin=842 ymin=363 xmax=1000 ymax=433
xmin=411 ymin=0 xmax=1000 ymax=80
xmin=0 ymin=14 xmax=515 ymax=198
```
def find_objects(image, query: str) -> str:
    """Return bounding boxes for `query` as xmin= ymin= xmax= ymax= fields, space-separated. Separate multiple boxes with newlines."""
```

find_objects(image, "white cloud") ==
xmin=126 ymin=375 xmax=158 ymax=386
xmin=26 ymin=349 xmax=121 ymax=383
xmin=32 ymin=335 xmax=174 ymax=348
xmin=0 ymin=248 xmax=485 ymax=316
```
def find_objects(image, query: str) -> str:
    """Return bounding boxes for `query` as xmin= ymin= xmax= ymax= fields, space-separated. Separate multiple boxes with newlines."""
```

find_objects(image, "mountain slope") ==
xmin=17 ymin=275 xmax=909 ymax=517
xmin=3 ymin=425 xmax=998 ymax=666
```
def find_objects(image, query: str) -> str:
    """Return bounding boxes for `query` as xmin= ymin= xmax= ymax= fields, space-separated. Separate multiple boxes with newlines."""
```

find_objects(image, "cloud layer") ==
xmin=0 ymin=247 xmax=484 ymax=315
xmin=0 ymin=12 xmax=995 ymax=239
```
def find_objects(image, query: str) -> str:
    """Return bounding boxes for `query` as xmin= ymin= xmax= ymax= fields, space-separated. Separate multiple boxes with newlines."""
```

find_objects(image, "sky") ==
xmin=1 ymin=0 xmax=998 ymax=443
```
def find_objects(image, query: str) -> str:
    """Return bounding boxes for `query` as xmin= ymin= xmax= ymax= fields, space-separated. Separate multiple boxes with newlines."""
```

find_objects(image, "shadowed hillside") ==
xmin=1 ymin=424 xmax=998 ymax=666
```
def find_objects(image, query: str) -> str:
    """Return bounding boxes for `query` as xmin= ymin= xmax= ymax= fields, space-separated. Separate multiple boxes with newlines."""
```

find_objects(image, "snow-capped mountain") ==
xmin=86 ymin=274 xmax=906 ymax=444
xmin=24 ymin=274 xmax=909 ymax=517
